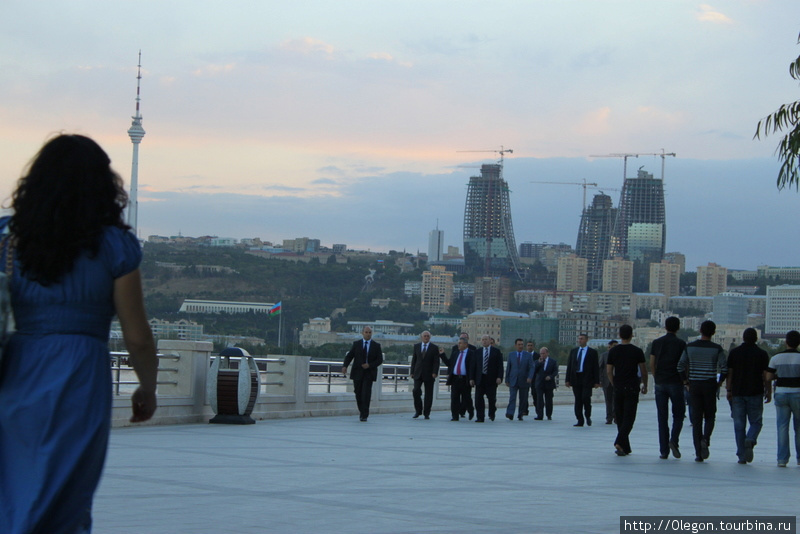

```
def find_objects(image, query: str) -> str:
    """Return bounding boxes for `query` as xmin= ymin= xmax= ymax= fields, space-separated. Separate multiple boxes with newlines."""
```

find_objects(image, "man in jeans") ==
xmin=726 ymin=328 xmax=770 ymax=464
xmin=765 ymin=330 xmax=800 ymax=467
xmin=650 ymin=317 xmax=687 ymax=460
xmin=678 ymin=320 xmax=727 ymax=462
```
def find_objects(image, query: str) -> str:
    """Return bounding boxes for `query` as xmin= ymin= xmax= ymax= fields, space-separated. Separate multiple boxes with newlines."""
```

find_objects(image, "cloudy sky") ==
xmin=1 ymin=1 xmax=798 ymax=271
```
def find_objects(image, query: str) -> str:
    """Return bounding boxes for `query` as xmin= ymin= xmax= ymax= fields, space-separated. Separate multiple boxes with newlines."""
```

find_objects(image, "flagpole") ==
xmin=278 ymin=310 xmax=282 ymax=349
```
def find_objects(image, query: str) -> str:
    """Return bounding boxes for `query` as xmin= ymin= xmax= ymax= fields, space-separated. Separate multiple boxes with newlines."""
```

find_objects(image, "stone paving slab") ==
xmin=94 ymin=399 xmax=797 ymax=534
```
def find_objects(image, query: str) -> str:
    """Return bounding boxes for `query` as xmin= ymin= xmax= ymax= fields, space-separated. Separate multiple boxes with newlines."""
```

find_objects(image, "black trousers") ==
xmin=352 ymin=378 xmax=374 ymax=418
xmin=689 ymin=379 xmax=718 ymax=456
xmin=614 ymin=385 xmax=640 ymax=454
xmin=474 ymin=378 xmax=498 ymax=421
xmin=602 ymin=384 xmax=615 ymax=423
xmin=572 ymin=378 xmax=593 ymax=423
xmin=536 ymin=386 xmax=554 ymax=418
xmin=413 ymin=378 xmax=434 ymax=416
xmin=450 ymin=375 xmax=473 ymax=419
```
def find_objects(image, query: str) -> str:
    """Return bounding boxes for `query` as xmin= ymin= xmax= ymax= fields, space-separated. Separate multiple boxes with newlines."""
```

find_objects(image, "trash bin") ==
xmin=207 ymin=347 xmax=261 ymax=424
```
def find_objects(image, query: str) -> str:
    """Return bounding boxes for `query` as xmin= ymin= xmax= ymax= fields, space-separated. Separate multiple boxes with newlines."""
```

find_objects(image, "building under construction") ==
xmin=576 ymin=193 xmax=617 ymax=291
xmin=611 ymin=168 xmax=666 ymax=291
xmin=463 ymin=163 xmax=522 ymax=280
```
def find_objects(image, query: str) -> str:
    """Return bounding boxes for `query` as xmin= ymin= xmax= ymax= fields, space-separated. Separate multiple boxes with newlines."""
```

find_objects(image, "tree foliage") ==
xmin=755 ymin=32 xmax=800 ymax=190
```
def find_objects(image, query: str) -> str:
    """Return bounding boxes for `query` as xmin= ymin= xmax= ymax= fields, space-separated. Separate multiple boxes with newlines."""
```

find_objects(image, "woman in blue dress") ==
xmin=0 ymin=134 xmax=159 ymax=534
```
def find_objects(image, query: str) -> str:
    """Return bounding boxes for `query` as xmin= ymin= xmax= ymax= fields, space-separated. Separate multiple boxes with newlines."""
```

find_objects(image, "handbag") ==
xmin=0 ymin=234 xmax=16 ymax=370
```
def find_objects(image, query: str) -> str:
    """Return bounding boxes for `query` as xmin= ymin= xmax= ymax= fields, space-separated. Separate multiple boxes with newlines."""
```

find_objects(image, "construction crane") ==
xmin=590 ymin=149 xmax=676 ymax=180
xmin=457 ymin=146 xmax=514 ymax=167
xmin=530 ymin=178 xmax=599 ymax=212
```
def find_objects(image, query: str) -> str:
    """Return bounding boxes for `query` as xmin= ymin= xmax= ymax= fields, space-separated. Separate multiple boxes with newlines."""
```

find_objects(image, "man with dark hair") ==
xmin=566 ymin=333 xmax=600 ymax=427
xmin=765 ymin=330 xmax=800 ymax=467
xmin=505 ymin=338 xmax=535 ymax=420
xmin=446 ymin=337 xmax=475 ymax=421
xmin=607 ymin=324 xmax=648 ymax=456
xmin=650 ymin=316 xmax=688 ymax=460
xmin=470 ymin=335 xmax=504 ymax=422
xmin=678 ymin=320 xmax=727 ymax=462
xmin=726 ymin=327 xmax=770 ymax=464
xmin=410 ymin=331 xmax=448 ymax=419
xmin=598 ymin=340 xmax=619 ymax=425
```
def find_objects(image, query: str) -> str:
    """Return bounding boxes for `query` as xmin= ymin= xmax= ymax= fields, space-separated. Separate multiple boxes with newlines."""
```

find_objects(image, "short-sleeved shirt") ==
xmin=651 ymin=332 xmax=687 ymax=385
xmin=767 ymin=349 xmax=800 ymax=392
xmin=726 ymin=343 xmax=769 ymax=397
xmin=607 ymin=343 xmax=645 ymax=389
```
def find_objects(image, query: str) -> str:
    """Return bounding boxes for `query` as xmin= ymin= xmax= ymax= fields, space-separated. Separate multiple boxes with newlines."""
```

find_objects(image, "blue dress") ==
xmin=0 ymin=220 xmax=141 ymax=534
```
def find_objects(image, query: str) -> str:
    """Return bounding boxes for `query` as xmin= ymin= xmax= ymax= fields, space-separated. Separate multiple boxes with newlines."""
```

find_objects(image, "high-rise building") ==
xmin=556 ymin=255 xmax=588 ymax=292
xmin=766 ymin=285 xmax=800 ymax=335
xmin=602 ymin=257 xmax=634 ymax=293
xmin=611 ymin=168 xmax=666 ymax=291
xmin=649 ymin=260 xmax=681 ymax=298
xmin=463 ymin=164 xmax=522 ymax=279
xmin=713 ymin=292 xmax=748 ymax=325
xmin=428 ymin=227 xmax=444 ymax=262
xmin=421 ymin=266 xmax=454 ymax=314
xmin=474 ymin=276 xmax=512 ymax=311
xmin=576 ymin=193 xmax=617 ymax=291
xmin=664 ymin=252 xmax=686 ymax=274
xmin=697 ymin=262 xmax=727 ymax=297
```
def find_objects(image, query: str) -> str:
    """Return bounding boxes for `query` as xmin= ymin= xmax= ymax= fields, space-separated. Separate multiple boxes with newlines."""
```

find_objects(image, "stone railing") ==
xmin=112 ymin=339 xmax=614 ymax=427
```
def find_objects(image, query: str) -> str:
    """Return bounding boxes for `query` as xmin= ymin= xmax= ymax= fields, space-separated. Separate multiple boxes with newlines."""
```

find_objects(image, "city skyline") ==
xmin=1 ymin=2 xmax=799 ymax=271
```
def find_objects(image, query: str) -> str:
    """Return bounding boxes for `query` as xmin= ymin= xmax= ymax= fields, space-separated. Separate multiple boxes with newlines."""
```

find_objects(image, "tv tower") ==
xmin=126 ymin=51 xmax=145 ymax=235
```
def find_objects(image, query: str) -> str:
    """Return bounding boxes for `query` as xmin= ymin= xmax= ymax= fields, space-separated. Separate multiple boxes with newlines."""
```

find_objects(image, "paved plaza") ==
xmin=95 ymin=399 xmax=797 ymax=534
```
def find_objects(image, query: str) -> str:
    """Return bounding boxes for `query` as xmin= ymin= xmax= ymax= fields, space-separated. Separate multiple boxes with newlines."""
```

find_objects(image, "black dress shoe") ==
xmin=468 ymin=412 xmax=474 ymax=420
xmin=586 ymin=417 xmax=592 ymax=426
xmin=534 ymin=417 xmax=543 ymax=420
xmin=475 ymin=419 xmax=485 ymax=423
xmin=424 ymin=415 xmax=430 ymax=420
xmin=360 ymin=417 xmax=367 ymax=422
xmin=450 ymin=417 xmax=459 ymax=421
xmin=489 ymin=415 xmax=495 ymax=421
xmin=412 ymin=413 xmax=421 ymax=419
xmin=506 ymin=414 xmax=513 ymax=420
xmin=517 ymin=416 xmax=523 ymax=421
xmin=574 ymin=423 xmax=584 ymax=427
xmin=547 ymin=416 xmax=552 ymax=420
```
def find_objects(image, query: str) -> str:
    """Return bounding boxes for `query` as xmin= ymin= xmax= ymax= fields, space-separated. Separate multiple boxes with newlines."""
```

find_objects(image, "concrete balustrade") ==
xmin=112 ymin=339 xmax=614 ymax=428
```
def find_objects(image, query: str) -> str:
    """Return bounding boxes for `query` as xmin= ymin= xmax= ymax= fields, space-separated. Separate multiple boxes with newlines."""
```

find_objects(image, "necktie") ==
xmin=483 ymin=348 xmax=489 ymax=374
xmin=422 ymin=343 xmax=427 ymax=354
xmin=364 ymin=341 xmax=368 ymax=355
xmin=457 ymin=350 xmax=465 ymax=375
xmin=578 ymin=348 xmax=584 ymax=372
xmin=518 ymin=352 xmax=521 ymax=364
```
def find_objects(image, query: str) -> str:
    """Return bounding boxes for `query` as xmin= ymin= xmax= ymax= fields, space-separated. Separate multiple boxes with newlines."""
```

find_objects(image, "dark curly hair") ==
xmin=10 ymin=134 xmax=130 ymax=285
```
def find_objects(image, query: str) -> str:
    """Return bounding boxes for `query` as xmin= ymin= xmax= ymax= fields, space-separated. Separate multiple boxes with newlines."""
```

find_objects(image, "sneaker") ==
xmin=669 ymin=441 xmax=681 ymax=459
xmin=700 ymin=439 xmax=710 ymax=460
xmin=743 ymin=438 xmax=755 ymax=463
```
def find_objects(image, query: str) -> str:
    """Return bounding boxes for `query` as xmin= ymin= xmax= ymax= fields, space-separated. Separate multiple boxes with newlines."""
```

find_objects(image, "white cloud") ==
xmin=696 ymin=4 xmax=734 ymax=24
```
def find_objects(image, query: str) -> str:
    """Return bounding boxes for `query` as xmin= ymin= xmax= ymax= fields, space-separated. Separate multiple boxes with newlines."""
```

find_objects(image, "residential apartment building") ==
xmin=649 ymin=260 xmax=681 ymax=298
xmin=766 ymin=285 xmax=800 ymax=336
xmin=420 ymin=265 xmax=454 ymax=314
xmin=556 ymin=255 xmax=588 ymax=292
xmin=474 ymin=276 xmax=511 ymax=311
xmin=697 ymin=262 xmax=727 ymax=297
xmin=602 ymin=257 xmax=633 ymax=293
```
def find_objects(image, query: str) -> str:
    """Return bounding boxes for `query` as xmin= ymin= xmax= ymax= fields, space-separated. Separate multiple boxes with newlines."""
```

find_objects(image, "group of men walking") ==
xmin=342 ymin=321 xmax=800 ymax=467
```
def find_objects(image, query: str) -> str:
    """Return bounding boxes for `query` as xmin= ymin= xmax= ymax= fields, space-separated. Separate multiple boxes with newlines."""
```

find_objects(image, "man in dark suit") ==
xmin=505 ymin=338 xmax=535 ymax=420
xmin=342 ymin=326 xmax=383 ymax=422
xmin=469 ymin=334 xmax=504 ymax=422
xmin=447 ymin=337 xmax=474 ymax=421
xmin=565 ymin=333 xmax=600 ymax=427
xmin=410 ymin=330 xmax=448 ymax=419
xmin=533 ymin=347 xmax=559 ymax=420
